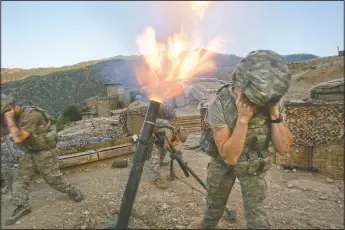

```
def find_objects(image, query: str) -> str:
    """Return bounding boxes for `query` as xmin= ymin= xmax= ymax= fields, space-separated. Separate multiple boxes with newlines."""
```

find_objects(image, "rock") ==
xmin=319 ymin=196 xmax=327 ymax=200
xmin=35 ymin=179 xmax=44 ymax=184
xmin=325 ymin=178 xmax=334 ymax=183
xmin=81 ymin=225 xmax=87 ymax=229
xmin=287 ymin=184 xmax=294 ymax=188
xmin=15 ymin=220 xmax=21 ymax=225
xmin=284 ymin=169 xmax=290 ymax=173
xmin=292 ymin=169 xmax=297 ymax=172
xmin=160 ymin=203 xmax=171 ymax=211
xmin=83 ymin=210 xmax=90 ymax=215
xmin=277 ymin=165 xmax=281 ymax=170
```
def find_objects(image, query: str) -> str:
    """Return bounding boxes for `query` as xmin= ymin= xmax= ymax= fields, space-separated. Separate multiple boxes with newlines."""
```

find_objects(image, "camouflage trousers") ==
xmin=150 ymin=146 xmax=167 ymax=180
xmin=12 ymin=148 xmax=81 ymax=207
xmin=204 ymin=157 xmax=271 ymax=229
xmin=1 ymin=161 xmax=14 ymax=192
xmin=1 ymin=138 xmax=14 ymax=191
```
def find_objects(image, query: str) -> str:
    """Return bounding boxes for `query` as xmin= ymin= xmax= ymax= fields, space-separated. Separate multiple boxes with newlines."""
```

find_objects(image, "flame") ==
xmin=190 ymin=1 xmax=211 ymax=19
xmin=136 ymin=26 xmax=220 ymax=103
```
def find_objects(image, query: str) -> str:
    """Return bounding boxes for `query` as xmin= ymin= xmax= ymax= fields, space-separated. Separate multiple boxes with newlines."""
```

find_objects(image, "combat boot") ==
xmin=69 ymin=189 xmax=84 ymax=202
xmin=154 ymin=178 xmax=168 ymax=190
xmin=5 ymin=205 xmax=32 ymax=226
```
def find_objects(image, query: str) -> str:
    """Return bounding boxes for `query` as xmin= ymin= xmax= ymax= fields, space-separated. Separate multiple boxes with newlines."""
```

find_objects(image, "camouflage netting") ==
xmin=57 ymin=117 xmax=125 ymax=156
xmin=285 ymin=104 xmax=344 ymax=147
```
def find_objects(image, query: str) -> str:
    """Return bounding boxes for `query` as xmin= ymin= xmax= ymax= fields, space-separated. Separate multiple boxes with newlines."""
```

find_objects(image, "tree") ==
xmin=62 ymin=105 xmax=82 ymax=122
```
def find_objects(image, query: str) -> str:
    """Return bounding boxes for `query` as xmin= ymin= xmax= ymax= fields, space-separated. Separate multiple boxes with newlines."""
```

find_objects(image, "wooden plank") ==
xmin=58 ymin=150 xmax=97 ymax=160
xmin=84 ymin=136 xmax=132 ymax=151
xmin=98 ymin=145 xmax=136 ymax=160
xmin=59 ymin=152 xmax=99 ymax=168
xmin=97 ymin=143 xmax=134 ymax=152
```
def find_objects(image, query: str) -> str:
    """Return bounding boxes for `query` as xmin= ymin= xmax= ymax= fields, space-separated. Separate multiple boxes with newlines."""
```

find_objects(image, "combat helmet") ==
xmin=231 ymin=50 xmax=292 ymax=106
xmin=1 ymin=94 xmax=15 ymax=115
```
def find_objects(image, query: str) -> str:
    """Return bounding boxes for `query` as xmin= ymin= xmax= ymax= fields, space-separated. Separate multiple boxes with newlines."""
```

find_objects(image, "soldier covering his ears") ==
xmin=1 ymin=94 xmax=84 ymax=226
xmin=188 ymin=50 xmax=294 ymax=229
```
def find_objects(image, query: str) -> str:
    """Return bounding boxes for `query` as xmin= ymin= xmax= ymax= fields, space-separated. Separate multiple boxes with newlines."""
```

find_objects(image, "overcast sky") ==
xmin=2 ymin=1 xmax=344 ymax=68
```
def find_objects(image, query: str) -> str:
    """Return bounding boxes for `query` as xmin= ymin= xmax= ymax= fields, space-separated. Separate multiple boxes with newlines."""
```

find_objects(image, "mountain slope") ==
xmin=1 ymin=67 xmax=107 ymax=117
xmin=0 ymin=55 xmax=141 ymax=84
xmin=283 ymin=54 xmax=319 ymax=62
xmin=1 ymin=53 xmax=318 ymax=84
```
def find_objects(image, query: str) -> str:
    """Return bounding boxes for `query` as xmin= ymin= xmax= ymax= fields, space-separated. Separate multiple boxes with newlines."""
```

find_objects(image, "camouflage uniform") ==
xmin=151 ymin=119 xmax=188 ymax=189
xmin=11 ymin=108 xmax=82 ymax=206
xmin=1 ymin=136 xmax=14 ymax=193
xmin=203 ymin=92 xmax=285 ymax=229
xmin=193 ymin=50 xmax=291 ymax=229
xmin=0 ymin=103 xmax=84 ymax=225
xmin=151 ymin=122 xmax=186 ymax=181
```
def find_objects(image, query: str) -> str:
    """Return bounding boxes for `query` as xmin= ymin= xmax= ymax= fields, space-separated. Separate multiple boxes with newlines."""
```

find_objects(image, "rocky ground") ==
xmin=1 ymin=135 xmax=344 ymax=229
xmin=285 ymin=56 xmax=344 ymax=102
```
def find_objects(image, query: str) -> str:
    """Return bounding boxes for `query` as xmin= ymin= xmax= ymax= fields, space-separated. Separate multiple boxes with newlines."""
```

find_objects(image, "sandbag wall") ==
xmin=276 ymin=102 xmax=344 ymax=179
xmin=176 ymin=115 xmax=202 ymax=133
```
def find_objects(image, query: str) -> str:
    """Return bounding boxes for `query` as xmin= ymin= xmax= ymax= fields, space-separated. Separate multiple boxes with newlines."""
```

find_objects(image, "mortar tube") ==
xmin=115 ymin=100 xmax=161 ymax=229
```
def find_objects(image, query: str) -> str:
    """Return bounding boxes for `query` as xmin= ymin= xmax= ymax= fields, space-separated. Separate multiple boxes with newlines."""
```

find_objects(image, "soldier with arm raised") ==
xmin=1 ymin=94 xmax=84 ymax=226
xmin=188 ymin=50 xmax=293 ymax=229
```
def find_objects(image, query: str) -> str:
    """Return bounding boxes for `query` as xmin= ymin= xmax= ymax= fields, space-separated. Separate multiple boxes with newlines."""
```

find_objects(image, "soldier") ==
xmin=1 ymin=94 xmax=84 ymax=226
xmin=151 ymin=119 xmax=188 ymax=189
xmin=188 ymin=50 xmax=293 ymax=229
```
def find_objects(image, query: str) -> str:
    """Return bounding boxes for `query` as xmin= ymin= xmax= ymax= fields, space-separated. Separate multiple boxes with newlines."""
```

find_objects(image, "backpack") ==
xmin=199 ymin=83 xmax=238 ymax=164
xmin=21 ymin=106 xmax=59 ymax=151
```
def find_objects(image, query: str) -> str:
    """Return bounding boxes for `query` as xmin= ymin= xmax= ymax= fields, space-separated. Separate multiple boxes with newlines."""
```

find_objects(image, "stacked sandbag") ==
xmin=56 ymin=117 xmax=124 ymax=156
xmin=126 ymin=100 xmax=177 ymax=135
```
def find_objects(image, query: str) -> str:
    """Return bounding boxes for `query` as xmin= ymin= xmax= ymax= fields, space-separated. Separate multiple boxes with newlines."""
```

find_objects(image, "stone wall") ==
xmin=276 ymin=102 xmax=344 ymax=179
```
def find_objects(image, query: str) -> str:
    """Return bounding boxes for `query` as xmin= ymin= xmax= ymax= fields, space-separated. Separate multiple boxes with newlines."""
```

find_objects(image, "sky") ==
xmin=1 ymin=1 xmax=344 ymax=69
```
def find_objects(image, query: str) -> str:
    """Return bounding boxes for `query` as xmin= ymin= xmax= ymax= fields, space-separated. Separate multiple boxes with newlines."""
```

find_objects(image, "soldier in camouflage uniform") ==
xmin=151 ymin=119 xmax=188 ymax=189
xmin=188 ymin=50 xmax=293 ymax=229
xmin=1 ymin=94 xmax=84 ymax=226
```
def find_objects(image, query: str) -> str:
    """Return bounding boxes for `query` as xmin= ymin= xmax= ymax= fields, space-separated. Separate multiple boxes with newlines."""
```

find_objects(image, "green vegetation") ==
xmin=53 ymin=104 xmax=87 ymax=132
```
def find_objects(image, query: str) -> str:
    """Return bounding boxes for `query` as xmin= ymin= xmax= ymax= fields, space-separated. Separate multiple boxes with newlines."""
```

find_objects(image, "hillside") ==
xmin=1 ymin=52 xmax=322 ymax=117
xmin=1 ymin=52 xmax=318 ymax=84
xmin=283 ymin=53 xmax=319 ymax=63
xmin=0 ymin=55 xmax=141 ymax=84
xmin=1 ymin=67 xmax=107 ymax=118
xmin=285 ymin=55 xmax=344 ymax=101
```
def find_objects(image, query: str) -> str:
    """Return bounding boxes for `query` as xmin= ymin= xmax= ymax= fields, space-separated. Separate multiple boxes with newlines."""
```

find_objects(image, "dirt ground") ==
xmin=1 ymin=135 xmax=344 ymax=229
